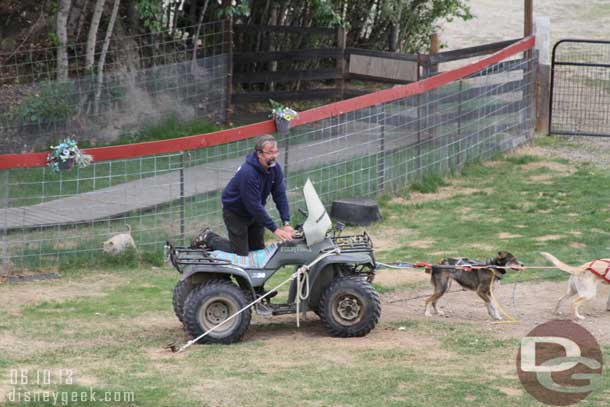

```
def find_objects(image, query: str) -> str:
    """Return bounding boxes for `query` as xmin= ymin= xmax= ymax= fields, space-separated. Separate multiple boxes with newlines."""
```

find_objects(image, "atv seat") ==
xmin=209 ymin=243 xmax=278 ymax=269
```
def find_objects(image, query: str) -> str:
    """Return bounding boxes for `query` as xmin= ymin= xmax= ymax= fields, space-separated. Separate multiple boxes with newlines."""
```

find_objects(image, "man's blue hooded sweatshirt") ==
xmin=221 ymin=152 xmax=290 ymax=232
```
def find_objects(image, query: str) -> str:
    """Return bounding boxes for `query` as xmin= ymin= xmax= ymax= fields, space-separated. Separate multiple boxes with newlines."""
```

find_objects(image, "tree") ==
xmin=56 ymin=0 xmax=72 ymax=81
xmin=85 ymin=0 xmax=106 ymax=72
xmin=94 ymin=0 xmax=122 ymax=114
xmin=191 ymin=0 xmax=211 ymax=75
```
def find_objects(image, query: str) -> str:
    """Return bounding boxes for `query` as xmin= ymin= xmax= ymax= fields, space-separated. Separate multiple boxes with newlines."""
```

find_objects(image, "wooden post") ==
xmin=535 ymin=16 xmax=551 ymax=135
xmin=524 ymin=0 xmax=534 ymax=133
xmin=429 ymin=32 xmax=440 ymax=156
xmin=179 ymin=152 xmax=185 ymax=244
xmin=430 ymin=32 xmax=440 ymax=75
xmin=378 ymin=105 xmax=385 ymax=193
xmin=223 ymin=0 xmax=233 ymax=125
xmin=1 ymin=170 xmax=8 ymax=278
xmin=524 ymin=0 xmax=533 ymax=37
xmin=336 ymin=26 xmax=346 ymax=100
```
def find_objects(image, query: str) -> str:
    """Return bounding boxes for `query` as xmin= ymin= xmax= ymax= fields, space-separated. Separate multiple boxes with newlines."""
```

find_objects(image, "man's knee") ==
xmin=231 ymin=241 xmax=249 ymax=257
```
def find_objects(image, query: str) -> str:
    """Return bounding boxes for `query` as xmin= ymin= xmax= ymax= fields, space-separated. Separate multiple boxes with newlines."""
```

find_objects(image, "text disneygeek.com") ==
xmin=4 ymin=369 xmax=135 ymax=405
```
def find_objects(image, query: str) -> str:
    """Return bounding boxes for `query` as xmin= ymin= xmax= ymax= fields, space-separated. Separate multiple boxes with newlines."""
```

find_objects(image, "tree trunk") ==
xmin=75 ymin=0 xmax=91 ymax=42
xmin=268 ymin=4 xmax=279 ymax=92
xmin=94 ymin=0 xmax=121 ymax=114
xmin=127 ymin=0 xmax=140 ymax=33
xmin=86 ymin=0 xmax=107 ymax=72
xmin=56 ymin=0 xmax=72 ymax=81
xmin=68 ymin=0 xmax=89 ymax=40
xmin=188 ymin=0 xmax=197 ymax=27
xmin=190 ymin=0 xmax=210 ymax=75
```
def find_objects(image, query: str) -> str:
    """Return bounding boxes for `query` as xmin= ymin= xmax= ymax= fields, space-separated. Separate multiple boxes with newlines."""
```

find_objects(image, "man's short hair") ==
xmin=255 ymin=135 xmax=277 ymax=152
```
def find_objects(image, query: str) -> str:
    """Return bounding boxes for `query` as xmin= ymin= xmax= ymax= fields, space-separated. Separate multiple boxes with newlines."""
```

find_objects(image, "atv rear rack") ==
xmin=165 ymin=242 xmax=232 ymax=273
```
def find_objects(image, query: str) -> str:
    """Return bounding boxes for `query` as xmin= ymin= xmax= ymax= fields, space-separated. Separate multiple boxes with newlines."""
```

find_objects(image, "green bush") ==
xmin=13 ymin=81 xmax=76 ymax=124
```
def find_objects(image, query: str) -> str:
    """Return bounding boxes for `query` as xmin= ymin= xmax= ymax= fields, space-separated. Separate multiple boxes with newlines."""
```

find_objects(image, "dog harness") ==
xmin=586 ymin=259 xmax=610 ymax=283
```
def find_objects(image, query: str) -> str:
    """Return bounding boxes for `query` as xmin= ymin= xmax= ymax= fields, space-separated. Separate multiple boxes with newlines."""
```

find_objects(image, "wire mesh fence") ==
xmin=0 ymin=42 xmax=537 ymax=275
xmin=0 ymin=20 xmax=228 ymax=154
xmin=550 ymin=39 xmax=610 ymax=137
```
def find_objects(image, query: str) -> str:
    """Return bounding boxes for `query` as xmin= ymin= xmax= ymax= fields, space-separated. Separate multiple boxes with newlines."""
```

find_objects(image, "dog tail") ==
xmin=540 ymin=252 xmax=579 ymax=274
xmin=126 ymin=224 xmax=132 ymax=234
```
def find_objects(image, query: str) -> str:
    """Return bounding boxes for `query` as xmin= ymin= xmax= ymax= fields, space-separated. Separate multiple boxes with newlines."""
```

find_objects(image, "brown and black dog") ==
xmin=424 ymin=251 xmax=522 ymax=320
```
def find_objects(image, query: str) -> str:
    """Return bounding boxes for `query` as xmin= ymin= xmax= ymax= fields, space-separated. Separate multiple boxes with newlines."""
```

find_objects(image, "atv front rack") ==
xmin=332 ymin=233 xmax=373 ymax=252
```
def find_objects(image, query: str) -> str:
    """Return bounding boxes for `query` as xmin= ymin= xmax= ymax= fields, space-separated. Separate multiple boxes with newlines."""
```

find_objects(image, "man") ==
xmin=193 ymin=135 xmax=295 ymax=255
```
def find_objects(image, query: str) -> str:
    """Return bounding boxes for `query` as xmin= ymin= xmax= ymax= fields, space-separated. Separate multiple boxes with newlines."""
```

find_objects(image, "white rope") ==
xmin=176 ymin=276 xmax=293 ymax=353
xmin=295 ymin=265 xmax=310 ymax=328
xmin=176 ymin=248 xmax=340 ymax=353
xmin=295 ymin=248 xmax=340 ymax=327
xmin=375 ymin=262 xmax=415 ymax=270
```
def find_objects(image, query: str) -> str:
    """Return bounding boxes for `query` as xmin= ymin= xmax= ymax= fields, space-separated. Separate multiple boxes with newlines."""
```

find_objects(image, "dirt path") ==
xmin=256 ymin=278 xmax=610 ymax=347
xmin=441 ymin=0 xmax=610 ymax=50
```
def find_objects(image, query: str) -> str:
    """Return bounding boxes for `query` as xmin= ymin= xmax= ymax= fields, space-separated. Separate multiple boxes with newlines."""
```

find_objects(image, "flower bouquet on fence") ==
xmin=47 ymin=138 xmax=93 ymax=173
xmin=269 ymin=99 xmax=298 ymax=135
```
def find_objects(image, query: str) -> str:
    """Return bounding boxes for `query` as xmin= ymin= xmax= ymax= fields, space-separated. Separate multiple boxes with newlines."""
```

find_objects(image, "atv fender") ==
xmin=296 ymin=253 xmax=375 ymax=307
xmin=181 ymin=265 xmax=256 ymax=299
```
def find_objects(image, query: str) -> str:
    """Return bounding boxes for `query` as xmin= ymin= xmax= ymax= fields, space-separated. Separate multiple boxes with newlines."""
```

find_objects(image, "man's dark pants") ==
xmin=205 ymin=208 xmax=265 ymax=256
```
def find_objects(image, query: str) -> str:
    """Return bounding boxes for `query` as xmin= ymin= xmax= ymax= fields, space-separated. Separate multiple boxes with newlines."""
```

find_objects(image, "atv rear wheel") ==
xmin=183 ymin=280 xmax=251 ymax=344
xmin=172 ymin=279 xmax=192 ymax=323
xmin=319 ymin=276 xmax=381 ymax=337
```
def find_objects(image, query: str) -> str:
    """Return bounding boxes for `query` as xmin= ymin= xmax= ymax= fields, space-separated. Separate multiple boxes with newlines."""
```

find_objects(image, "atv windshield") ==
xmin=302 ymin=179 xmax=332 ymax=246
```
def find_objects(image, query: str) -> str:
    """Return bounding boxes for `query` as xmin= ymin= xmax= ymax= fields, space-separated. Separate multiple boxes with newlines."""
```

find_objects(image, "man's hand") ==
xmin=274 ymin=227 xmax=294 ymax=241
xmin=281 ymin=224 xmax=295 ymax=235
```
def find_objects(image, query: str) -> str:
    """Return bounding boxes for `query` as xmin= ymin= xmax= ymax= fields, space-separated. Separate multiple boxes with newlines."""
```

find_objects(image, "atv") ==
xmin=165 ymin=179 xmax=381 ymax=344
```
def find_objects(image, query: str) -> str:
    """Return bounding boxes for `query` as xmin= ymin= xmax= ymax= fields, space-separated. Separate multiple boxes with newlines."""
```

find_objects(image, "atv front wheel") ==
xmin=319 ymin=276 xmax=381 ymax=337
xmin=182 ymin=280 xmax=251 ymax=344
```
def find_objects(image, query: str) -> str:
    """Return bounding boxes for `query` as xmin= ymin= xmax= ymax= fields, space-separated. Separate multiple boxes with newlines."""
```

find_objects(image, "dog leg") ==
xmin=486 ymin=300 xmax=502 ymax=321
xmin=607 ymin=291 xmax=610 ymax=311
xmin=424 ymin=300 xmax=435 ymax=317
xmin=572 ymin=297 xmax=588 ymax=320
xmin=554 ymin=280 xmax=577 ymax=315
xmin=424 ymin=294 xmax=443 ymax=316
xmin=572 ymin=290 xmax=596 ymax=320
xmin=425 ymin=274 xmax=450 ymax=317
xmin=477 ymin=289 xmax=502 ymax=320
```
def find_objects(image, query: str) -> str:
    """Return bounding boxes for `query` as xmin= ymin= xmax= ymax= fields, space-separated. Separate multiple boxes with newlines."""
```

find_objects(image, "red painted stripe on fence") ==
xmin=0 ymin=36 xmax=534 ymax=170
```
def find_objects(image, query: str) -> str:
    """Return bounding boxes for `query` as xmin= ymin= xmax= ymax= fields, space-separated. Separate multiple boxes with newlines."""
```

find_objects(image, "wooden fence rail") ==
xmin=230 ymin=24 xmax=525 ymax=106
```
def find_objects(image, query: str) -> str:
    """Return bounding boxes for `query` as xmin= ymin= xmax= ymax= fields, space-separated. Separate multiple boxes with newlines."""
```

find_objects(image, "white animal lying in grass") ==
xmin=103 ymin=224 xmax=136 ymax=255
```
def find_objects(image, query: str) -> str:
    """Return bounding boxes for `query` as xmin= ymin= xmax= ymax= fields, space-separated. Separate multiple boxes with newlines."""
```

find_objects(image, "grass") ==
xmin=369 ymin=152 xmax=610 ymax=284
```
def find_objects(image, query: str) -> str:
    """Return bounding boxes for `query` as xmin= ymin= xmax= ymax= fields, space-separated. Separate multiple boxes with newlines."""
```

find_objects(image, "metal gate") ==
xmin=549 ymin=39 xmax=610 ymax=137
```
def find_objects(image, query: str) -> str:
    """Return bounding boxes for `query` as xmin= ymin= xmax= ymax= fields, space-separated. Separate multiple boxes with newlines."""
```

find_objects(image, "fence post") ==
xmin=457 ymin=79 xmax=463 ymax=169
xmin=429 ymin=32 xmax=440 ymax=75
xmin=180 ymin=152 xmax=185 ymax=245
xmin=524 ymin=0 xmax=533 ymax=37
xmin=1 ymin=170 xmax=9 ymax=278
xmin=416 ymin=54 xmax=425 ymax=182
xmin=282 ymin=134 xmax=290 ymax=179
xmin=223 ymin=0 xmax=234 ymax=125
xmin=524 ymin=0 xmax=534 ymax=133
xmin=378 ymin=105 xmax=386 ymax=193
xmin=429 ymin=33 xmax=440 ymax=171
xmin=534 ymin=16 xmax=551 ymax=135
xmin=336 ymin=26 xmax=346 ymax=100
